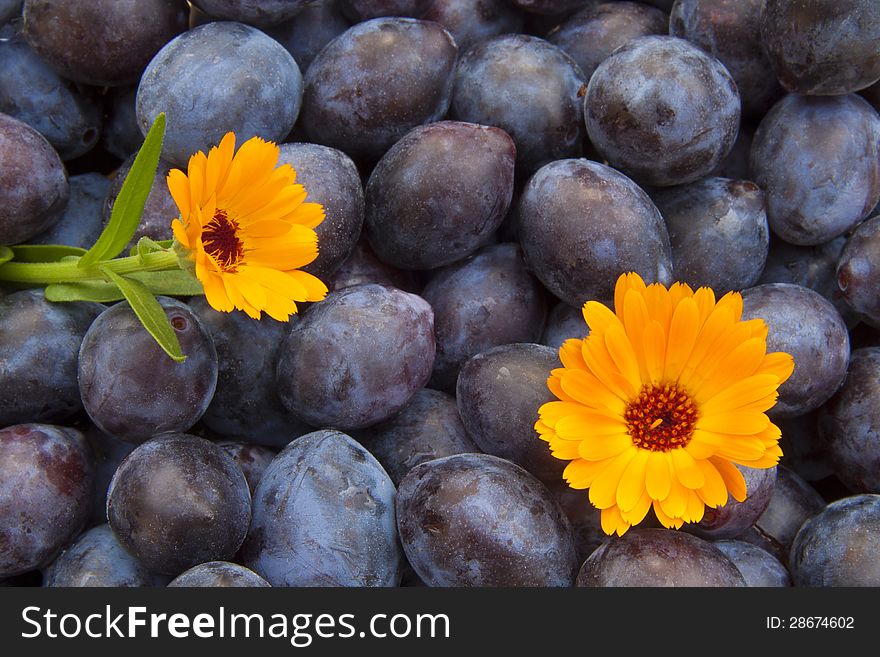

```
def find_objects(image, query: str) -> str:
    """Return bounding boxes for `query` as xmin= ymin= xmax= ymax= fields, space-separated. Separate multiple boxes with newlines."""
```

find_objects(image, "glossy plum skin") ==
xmin=0 ymin=424 xmax=94 ymax=577
xmin=326 ymin=237 xmax=420 ymax=293
xmin=340 ymin=0 xmax=431 ymax=20
xmin=422 ymin=0 xmax=524 ymax=53
xmin=241 ymin=430 xmax=403 ymax=587
xmin=0 ymin=112 xmax=68 ymax=245
xmin=741 ymin=465 xmax=826 ymax=565
xmin=712 ymin=539 xmax=791 ymax=587
xmin=189 ymin=0 xmax=314 ymax=27
xmin=188 ymin=296 xmax=310 ymax=448
xmin=585 ymin=35 xmax=740 ymax=187
xmin=421 ymin=243 xmax=547 ymax=391
xmin=299 ymin=18 xmax=457 ymax=163
xmin=265 ymin=2 xmax=352 ymax=73
xmin=215 ymin=441 xmax=277 ymax=496
xmin=277 ymin=142 xmax=364 ymax=281
xmin=106 ymin=433 xmax=251 ymax=576
xmin=354 ymin=388 xmax=480 ymax=485
xmin=836 ymin=215 xmax=880 ymax=327
xmin=364 ymin=121 xmax=515 ymax=270
xmin=548 ymin=1 xmax=668 ymax=83
xmin=750 ymin=94 xmax=880 ymax=246
xmin=818 ymin=348 xmax=880 ymax=494
xmin=456 ymin=343 xmax=564 ymax=486
xmin=29 ymin=173 xmax=109 ymax=248
xmin=168 ymin=561 xmax=270 ymax=588
xmin=789 ymin=494 xmax=880 ymax=586
xmin=43 ymin=524 xmax=170 ymax=587
xmin=101 ymin=85 xmax=142 ymax=161
xmin=84 ymin=424 xmax=136 ymax=527
xmin=741 ymin=283 xmax=850 ymax=419
xmin=78 ymin=297 xmax=218 ymax=443
xmin=396 ymin=453 xmax=578 ymax=586
xmin=136 ymin=21 xmax=303 ymax=166
xmin=450 ymin=34 xmax=585 ymax=176
xmin=0 ymin=36 xmax=102 ymax=160
xmin=577 ymin=528 xmax=746 ymax=586
xmin=541 ymin=302 xmax=587 ymax=350
xmin=275 ymin=284 xmax=435 ymax=430
xmin=759 ymin=235 xmax=858 ymax=329
xmin=518 ymin=158 xmax=672 ymax=307
xmin=22 ymin=0 xmax=188 ymax=86
xmin=652 ymin=177 xmax=768 ymax=294
xmin=670 ymin=0 xmax=783 ymax=119
xmin=0 ymin=290 xmax=102 ymax=426
xmin=761 ymin=0 xmax=880 ymax=96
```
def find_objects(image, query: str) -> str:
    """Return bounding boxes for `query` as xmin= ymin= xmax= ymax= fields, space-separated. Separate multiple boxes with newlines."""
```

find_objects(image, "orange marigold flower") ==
xmin=168 ymin=132 xmax=328 ymax=321
xmin=535 ymin=272 xmax=795 ymax=537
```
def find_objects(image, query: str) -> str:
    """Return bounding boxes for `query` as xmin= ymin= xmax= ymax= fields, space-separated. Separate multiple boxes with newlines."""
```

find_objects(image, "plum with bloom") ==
xmin=169 ymin=132 xmax=328 ymax=322
xmin=535 ymin=272 xmax=794 ymax=536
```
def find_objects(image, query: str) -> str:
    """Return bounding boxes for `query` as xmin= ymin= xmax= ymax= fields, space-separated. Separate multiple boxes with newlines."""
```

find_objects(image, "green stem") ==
xmin=0 ymin=250 xmax=181 ymax=285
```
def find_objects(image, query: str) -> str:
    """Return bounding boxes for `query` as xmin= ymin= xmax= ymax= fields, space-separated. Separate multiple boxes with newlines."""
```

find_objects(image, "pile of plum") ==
xmin=1 ymin=0 xmax=879 ymax=588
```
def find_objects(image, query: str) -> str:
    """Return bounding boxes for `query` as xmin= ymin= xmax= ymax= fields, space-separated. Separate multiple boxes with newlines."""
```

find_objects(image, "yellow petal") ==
xmin=583 ymin=300 xmax=620 ymax=335
xmin=601 ymin=505 xmax=631 ymax=536
xmin=716 ymin=289 xmax=743 ymax=322
xmin=690 ymin=429 xmax=768 ymax=460
xmin=563 ymin=458 xmax=611 ymax=489
xmin=604 ymin=322 xmax=642 ymax=393
xmin=664 ymin=296 xmax=700 ymax=381
xmin=615 ymin=448 xmax=649 ymax=512
xmin=582 ymin=335 xmax=638 ymax=400
xmin=202 ymin=272 xmax=233 ymax=313
xmin=697 ymin=411 xmax=770 ymax=435
xmin=577 ymin=433 xmax=633 ymax=460
xmin=652 ymin=500 xmax=679 ymax=529
xmin=690 ymin=337 xmax=768 ymax=402
xmin=559 ymin=338 xmax=588 ymax=370
xmin=171 ymin=218 xmax=190 ymax=249
xmin=644 ymin=282 xmax=673 ymax=333
xmin=588 ymin=446 xmax=637 ymax=508
xmin=708 ymin=456 xmax=748 ymax=502
xmin=684 ymin=489 xmax=705 ymax=524
xmin=620 ymin=489 xmax=653 ymax=527
xmin=621 ymin=288 xmax=650 ymax=383
xmin=756 ymin=351 xmax=795 ymax=385
xmin=695 ymin=458 xmax=730 ymax=507
xmin=699 ymin=373 xmax=786 ymax=416
xmin=614 ymin=271 xmax=648 ymax=321
xmin=645 ymin=450 xmax=672 ymax=500
xmin=559 ymin=368 xmax=626 ymax=415
xmin=285 ymin=270 xmax=328 ymax=302
xmin=670 ymin=448 xmax=705 ymax=490
xmin=167 ymin=168 xmax=191 ymax=219
xmin=555 ymin=412 xmax=627 ymax=440
xmin=642 ymin=320 xmax=666 ymax=385
xmin=547 ymin=373 xmax=574 ymax=403
xmin=658 ymin=477 xmax=688 ymax=519
xmin=548 ymin=435 xmax=583 ymax=460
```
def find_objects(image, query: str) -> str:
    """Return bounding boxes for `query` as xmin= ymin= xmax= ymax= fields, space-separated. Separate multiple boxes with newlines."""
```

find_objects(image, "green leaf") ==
xmin=45 ymin=281 xmax=125 ymax=303
xmin=0 ymin=246 xmax=12 ymax=265
xmin=100 ymin=266 xmax=186 ymax=362
xmin=45 ymin=271 xmax=203 ymax=303
xmin=9 ymin=244 xmax=87 ymax=263
xmin=79 ymin=113 xmax=166 ymax=268
xmin=130 ymin=237 xmax=174 ymax=259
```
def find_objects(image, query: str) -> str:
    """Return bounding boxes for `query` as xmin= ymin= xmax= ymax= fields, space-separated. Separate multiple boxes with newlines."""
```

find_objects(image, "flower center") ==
xmin=624 ymin=382 xmax=698 ymax=452
xmin=203 ymin=209 xmax=243 ymax=271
